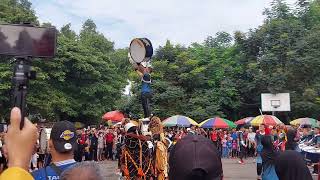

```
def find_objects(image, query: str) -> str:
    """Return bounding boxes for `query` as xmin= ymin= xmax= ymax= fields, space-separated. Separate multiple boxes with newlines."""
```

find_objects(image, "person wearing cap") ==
xmin=32 ymin=121 xmax=77 ymax=180
xmin=307 ymin=127 xmax=320 ymax=147
xmin=169 ymin=134 xmax=223 ymax=180
xmin=120 ymin=121 xmax=153 ymax=179
xmin=300 ymin=124 xmax=313 ymax=143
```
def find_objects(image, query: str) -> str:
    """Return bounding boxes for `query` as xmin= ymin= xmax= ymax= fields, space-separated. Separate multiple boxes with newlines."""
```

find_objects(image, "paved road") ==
xmin=98 ymin=160 xmax=119 ymax=179
xmin=99 ymin=158 xmax=258 ymax=180
xmin=99 ymin=158 xmax=318 ymax=180
xmin=222 ymin=158 xmax=257 ymax=180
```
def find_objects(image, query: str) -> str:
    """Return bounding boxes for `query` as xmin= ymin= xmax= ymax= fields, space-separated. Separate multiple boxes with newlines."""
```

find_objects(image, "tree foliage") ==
xmin=0 ymin=0 xmax=320 ymax=124
xmin=0 ymin=2 xmax=129 ymax=124
xmin=124 ymin=0 xmax=320 ymax=122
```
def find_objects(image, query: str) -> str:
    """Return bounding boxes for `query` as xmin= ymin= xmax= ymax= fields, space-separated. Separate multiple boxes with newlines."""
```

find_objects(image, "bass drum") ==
xmin=128 ymin=52 xmax=138 ymax=69
xmin=39 ymin=128 xmax=52 ymax=154
xmin=129 ymin=38 xmax=153 ymax=63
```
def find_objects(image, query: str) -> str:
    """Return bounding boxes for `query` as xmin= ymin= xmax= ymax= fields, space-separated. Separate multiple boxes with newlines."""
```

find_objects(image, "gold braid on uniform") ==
xmin=121 ymin=133 xmax=153 ymax=180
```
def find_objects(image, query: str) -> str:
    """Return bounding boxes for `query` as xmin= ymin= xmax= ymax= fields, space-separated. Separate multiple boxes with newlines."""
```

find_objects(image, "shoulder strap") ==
xmin=50 ymin=163 xmax=64 ymax=176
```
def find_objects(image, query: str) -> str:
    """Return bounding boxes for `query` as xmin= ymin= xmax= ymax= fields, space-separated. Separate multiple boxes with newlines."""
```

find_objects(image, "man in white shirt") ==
xmin=247 ymin=127 xmax=256 ymax=157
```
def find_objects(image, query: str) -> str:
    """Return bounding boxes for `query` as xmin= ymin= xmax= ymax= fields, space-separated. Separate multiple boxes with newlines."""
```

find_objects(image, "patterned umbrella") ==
xmin=250 ymin=115 xmax=283 ymax=126
xmin=290 ymin=118 xmax=319 ymax=127
xmin=102 ymin=111 xmax=125 ymax=122
xmin=199 ymin=117 xmax=236 ymax=129
xmin=162 ymin=115 xmax=198 ymax=127
xmin=235 ymin=117 xmax=254 ymax=125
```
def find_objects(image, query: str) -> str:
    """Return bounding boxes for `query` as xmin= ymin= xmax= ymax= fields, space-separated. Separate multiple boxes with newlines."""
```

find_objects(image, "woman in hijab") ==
xmin=261 ymin=135 xmax=279 ymax=180
xmin=275 ymin=150 xmax=312 ymax=180
xmin=285 ymin=128 xmax=300 ymax=151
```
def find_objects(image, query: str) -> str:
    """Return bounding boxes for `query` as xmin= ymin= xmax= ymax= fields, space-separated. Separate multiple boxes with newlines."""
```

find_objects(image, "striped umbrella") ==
xmin=200 ymin=117 xmax=236 ymax=129
xmin=250 ymin=115 xmax=283 ymax=126
xmin=290 ymin=118 xmax=319 ymax=127
xmin=235 ymin=117 xmax=254 ymax=125
xmin=162 ymin=115 xmax=198 ymax=127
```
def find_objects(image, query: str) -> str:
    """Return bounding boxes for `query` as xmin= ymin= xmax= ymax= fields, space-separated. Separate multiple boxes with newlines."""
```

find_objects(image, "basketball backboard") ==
xmin=261 ymin=93 xmax=291 ymax=112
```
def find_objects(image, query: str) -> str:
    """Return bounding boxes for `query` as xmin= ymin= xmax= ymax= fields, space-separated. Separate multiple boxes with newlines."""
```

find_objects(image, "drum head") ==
xmin=130 ymin=39 xmax=146 ymax=63
xmin=128 ymin=52 xmax=138 ymax=69
xmin=129 ymin=38 xmax=153 ymax=63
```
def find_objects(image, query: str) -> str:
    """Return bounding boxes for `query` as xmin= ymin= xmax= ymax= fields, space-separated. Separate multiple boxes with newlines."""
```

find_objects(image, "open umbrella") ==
xmin=162 ymin=115 xmax=198 ymax=127
xmin=102 ymin=111 xmax=124 ymax=122
xmin=250 ymin=115 xmax=283 ymax=126
xmin=235 ymin=117 xmax=254 ymax=125
xmin=290 ymin=118 xmax=319 ymax=127
xmin=199 ymin=117 xmax=236 ymax=129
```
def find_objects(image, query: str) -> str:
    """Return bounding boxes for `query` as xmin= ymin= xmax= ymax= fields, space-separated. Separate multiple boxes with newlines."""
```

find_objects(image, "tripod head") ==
xmin=12 ymin=57 xmax=36 ymax=129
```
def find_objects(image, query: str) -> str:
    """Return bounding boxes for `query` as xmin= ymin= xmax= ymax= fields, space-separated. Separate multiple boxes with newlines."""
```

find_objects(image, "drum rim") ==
xmin=141 ymin=38 xmax=153 ymax=58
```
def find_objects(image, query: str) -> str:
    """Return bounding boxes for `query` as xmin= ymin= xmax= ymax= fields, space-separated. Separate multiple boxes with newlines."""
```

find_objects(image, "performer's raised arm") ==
xmin=135 ymin=64 xmax=144 ymax=77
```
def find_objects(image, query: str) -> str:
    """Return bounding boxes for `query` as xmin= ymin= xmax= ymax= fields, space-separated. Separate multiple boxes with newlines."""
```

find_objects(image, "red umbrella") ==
xmin=102 ymin=111 xmax=124 ymax=122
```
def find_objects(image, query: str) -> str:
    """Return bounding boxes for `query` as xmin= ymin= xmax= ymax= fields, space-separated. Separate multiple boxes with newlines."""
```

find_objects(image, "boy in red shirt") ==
xmin=105 ymin=129 xmax=114 ymax=160
xmin=211 ymin=128 xmax=218 ymax=147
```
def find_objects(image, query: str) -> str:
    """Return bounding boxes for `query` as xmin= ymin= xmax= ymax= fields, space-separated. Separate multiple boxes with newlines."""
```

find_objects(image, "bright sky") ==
xmin=30 ymin=0 xmax=296 ymax=48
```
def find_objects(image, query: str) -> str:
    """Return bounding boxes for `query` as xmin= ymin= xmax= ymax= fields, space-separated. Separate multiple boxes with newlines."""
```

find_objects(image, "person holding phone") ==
xmin=0 ymin=107 xmax=38 ymax=180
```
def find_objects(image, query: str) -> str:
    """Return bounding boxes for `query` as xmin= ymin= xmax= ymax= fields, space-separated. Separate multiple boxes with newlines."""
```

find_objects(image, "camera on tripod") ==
xmin=0 ymin=24 xmax=57 ymax=129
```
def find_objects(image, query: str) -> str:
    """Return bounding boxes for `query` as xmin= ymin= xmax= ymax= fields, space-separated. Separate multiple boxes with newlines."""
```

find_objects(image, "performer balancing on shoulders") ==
xmin=135 ymin=62 xmax=152 ymax=118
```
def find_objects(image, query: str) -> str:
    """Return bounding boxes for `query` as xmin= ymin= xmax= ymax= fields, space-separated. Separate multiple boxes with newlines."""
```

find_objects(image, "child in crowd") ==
xmin=232 ymin=139 xmax=237 ymax=158
xmin=222 ymin=137 xmax=228 ymax=158
xmin=227 ymin=134 xmax=233 ymax=158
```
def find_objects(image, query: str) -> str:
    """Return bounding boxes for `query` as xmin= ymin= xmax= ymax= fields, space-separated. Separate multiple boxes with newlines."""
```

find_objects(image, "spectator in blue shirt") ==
xmin=231 ymin=128 xmax=237 ymax=141
xmin=32 ymin=121 xmax=77 ymax=180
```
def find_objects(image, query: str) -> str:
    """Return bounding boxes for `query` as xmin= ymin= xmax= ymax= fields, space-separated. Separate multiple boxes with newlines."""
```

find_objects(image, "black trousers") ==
xmin=257 ymin=163 xmax=262 ymax=176
xmin=239 ymin=146 xmax=245 ymax=160
xmin=248 ymin=146 xmax=255 ymax=157
xmin=90 ymin=146 xmax=97 ymax=161
xmin=75 ymin=145 xmax=84 ymax=162
xmin=106 ymin=142 xmax=113 ymax=160
xmin=212 ymin=141 xmax=218 ymax=147
xmin=141 ymin=92 xmax=152 ymax=118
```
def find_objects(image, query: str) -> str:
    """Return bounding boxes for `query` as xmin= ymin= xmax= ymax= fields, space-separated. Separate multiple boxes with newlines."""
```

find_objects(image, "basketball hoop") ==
xmin=271 ymin=100 xmax=281 ymax=109
xmin=261 ymin=93 xmax=290 ymax=113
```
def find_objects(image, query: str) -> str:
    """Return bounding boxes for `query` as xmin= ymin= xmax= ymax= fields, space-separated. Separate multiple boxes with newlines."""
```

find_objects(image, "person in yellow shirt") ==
xmin=0 ymin=107 xmax=38 ymax=180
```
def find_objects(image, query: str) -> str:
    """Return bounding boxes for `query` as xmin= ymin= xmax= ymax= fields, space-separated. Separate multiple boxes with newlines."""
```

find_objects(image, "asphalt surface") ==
xmin=99 ymin=158 xmax=258 ymax=180
xmin=99 ymin=158 xmax=318 ymax=180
